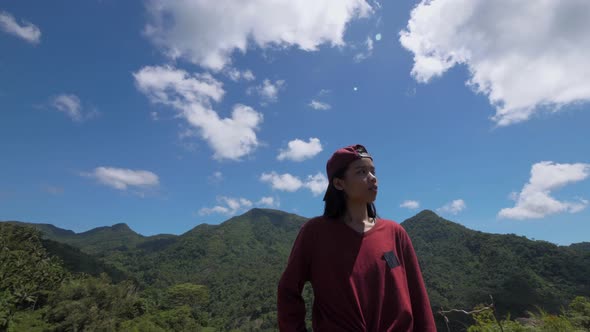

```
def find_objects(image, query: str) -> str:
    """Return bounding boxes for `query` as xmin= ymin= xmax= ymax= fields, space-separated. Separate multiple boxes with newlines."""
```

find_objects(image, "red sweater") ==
xmin=277 ymin=216 xmax=436 ymax=331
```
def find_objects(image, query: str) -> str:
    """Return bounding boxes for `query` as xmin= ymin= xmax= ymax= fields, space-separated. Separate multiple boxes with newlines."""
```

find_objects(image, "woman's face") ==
xmin=334 ymin=158 xmax=378 ymax=204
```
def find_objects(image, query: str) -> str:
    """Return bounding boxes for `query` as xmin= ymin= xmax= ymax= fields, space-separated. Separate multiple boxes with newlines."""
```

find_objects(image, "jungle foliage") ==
xmin=2 ymin=209 xmax=589 ymax=331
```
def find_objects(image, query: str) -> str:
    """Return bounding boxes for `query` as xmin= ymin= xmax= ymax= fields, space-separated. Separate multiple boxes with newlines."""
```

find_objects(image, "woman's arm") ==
xmin=400 ymin=229 xmax=437 ymax=331
xmin=277 ymin=223 xmax=311 ymax=332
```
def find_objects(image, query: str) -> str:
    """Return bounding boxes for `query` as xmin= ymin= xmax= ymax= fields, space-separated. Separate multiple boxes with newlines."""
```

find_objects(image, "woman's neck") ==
xmin=344 ymin=203 xmax=372 ymax=225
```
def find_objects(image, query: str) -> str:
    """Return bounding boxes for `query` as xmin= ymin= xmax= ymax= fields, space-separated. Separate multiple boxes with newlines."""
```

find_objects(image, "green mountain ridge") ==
xmin=3 ymin=208 xmax=589 ymax=331
xmin=402 ymin=210 xmax=590 ymax=317
xmin=4 ymin=220 xmax=178 ymax=255
xmin=5 ymin=208 xmax=587 ymax=250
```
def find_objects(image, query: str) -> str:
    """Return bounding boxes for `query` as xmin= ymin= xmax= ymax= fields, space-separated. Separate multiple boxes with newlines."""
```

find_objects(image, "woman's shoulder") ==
xmin=304 ymin=215 xmax=333 ymax=227
xmin=378 ymin=218 xmax=407 ymax=233
xmin=301 ymin=215 xmax=341 ymax=232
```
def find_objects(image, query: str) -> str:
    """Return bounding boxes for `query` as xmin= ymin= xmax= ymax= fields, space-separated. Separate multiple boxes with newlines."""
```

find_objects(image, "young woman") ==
xmin=277 ymin=144 xmax=436 ymax=331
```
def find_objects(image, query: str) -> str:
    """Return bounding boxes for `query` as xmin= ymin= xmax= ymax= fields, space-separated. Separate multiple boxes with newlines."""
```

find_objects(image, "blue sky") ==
xmin=1 ymin=0 xmax=589 ymax=245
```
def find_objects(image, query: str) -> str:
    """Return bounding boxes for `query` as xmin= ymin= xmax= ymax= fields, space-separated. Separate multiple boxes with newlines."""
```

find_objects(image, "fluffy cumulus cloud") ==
xmin=437 ymin=199 xmax=466 ymax=215
xmin=260 ymin=171 xmax=328 ymax=196
xmin=199 ymin=196 xmax=253 ymax=216
xmin=260 ymin=172 xmax=303 ymax=192
xmin=309 ymin=100 xmax=331 ymax=110
xmin=303 ymin=172 xmax=329 ymax=196
xmin=400 ymin=0 xmax=590 ymax=126
xmin=199 ymin=195 xmax=279 ymax=216
xmin=0 ymin=11 xmax=41 ymax=44
xmin=134 ymin=65 xmax=224 ymax=104
xmin=51 ymin=94 xmax=99 ymax=122
xmin=277 ymin=138 xmax=323 ymax=162
xmin=400 ymin=200 xmax=420 ymax=210
xmin=257 ymin=196 xmax=279 ymax=208
xmin=224 ymin=68 xmax=255 ymax=82
xmin=249 ymin=79 xmax=285 ymax=104
xmin=144 ymin=0 xmax=373 ymax=70
xmin=133 ymin=65 xmax=263 ymax=160
xmin=499 ymin=161 xmax=590 ymax=220
xmin=85 ymin=167 xmax=159 ymax=190
xmin=52 ymin=94 xmax=82 ymax=121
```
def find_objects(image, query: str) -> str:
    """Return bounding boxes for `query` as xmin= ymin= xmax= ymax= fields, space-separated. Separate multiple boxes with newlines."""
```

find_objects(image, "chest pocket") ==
xmin=383 ymin=251 xmax=400 ymax=269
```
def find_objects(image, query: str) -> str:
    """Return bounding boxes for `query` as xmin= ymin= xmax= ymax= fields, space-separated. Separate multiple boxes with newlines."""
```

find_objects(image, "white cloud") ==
xmin=225 ymin=68 xmax=256 ymax=82
xmin=499 ymin=161 xmax=590 ymax=220
xmin=208 ymin=171 xmax=223 ymax=183
xmin=309 ymin=100 xmax=331 ymax=110
xmin=134 ymin=65 xmax=224 ymax=104
xmin=303 ymin=172 xmax=329 ymax=196
xmin=249 ymin=79 xmax=285 ymax=104
xmin=199 ymin=195 xmax=282 ymax=216
xmin=53 ymin=94 xmax=82 ymax=121
xmin=400 ymin=200 xmax=420 ymax=209
xmin=85 ymin=167 xmax=159 ymax=190
xmin=353 ymin=36 xmax=374 ymax=62
xmin=144 ymin=0 xmax=373 ymax=70
xmin=133 ymin=65 xmax=263 ymax=160
xmin=277 ymin=138 xmax=323 ymax=162
xmin=0 ymin=11 xmax=41 ymax=44
xmin=400 ymin=0 xmax=590 ymax=126
xmin=242 ymin=71 xmax=255 ymax=82
xmin=51 ymin=94 xmax=98 ymax=122
xmin=184 ymin=104 xmax=263 ymax=160
xmin=260 ymin=171 xmax=328 ymax=196
xmin=257 ymin=196 xmax=280 ymax=208
xmin=437 ymin=199 xmax=466 ymax=215
xmin=198 ymin=205 xmax=230 ymax=215
xmin=260 ymin=172 xmax=303 ymax=192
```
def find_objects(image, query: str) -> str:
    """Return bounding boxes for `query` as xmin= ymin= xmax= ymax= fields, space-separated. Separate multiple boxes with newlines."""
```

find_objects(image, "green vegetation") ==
xmin=448 ymin=296 xmax=590 ymax=331
xmin=2 ymin=208 xmax=590 ymax=331
xmin=0 ymin=223 xmax=65 ymax=330
xmin=403 ymin=210 xmax=590 ymax=330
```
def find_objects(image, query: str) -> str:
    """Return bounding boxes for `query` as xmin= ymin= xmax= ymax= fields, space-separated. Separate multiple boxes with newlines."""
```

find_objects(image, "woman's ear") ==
xmin=333 ymin=178 xmax=344 ymax=191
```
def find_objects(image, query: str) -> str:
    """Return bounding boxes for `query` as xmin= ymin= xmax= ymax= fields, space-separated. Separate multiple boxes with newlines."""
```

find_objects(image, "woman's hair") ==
xmin=323 ymin=165 xmax=377 ymax=219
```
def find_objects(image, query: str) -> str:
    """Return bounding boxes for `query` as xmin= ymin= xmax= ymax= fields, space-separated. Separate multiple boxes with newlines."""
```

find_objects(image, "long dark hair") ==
xmin=323 ymin=165 xmax=377 ymax=220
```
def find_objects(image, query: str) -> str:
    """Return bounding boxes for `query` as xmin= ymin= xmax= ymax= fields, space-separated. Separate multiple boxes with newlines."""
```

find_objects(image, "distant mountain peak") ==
xmin=80 ymin=223 xmax=137 ymax=235
xmin=236 ymin=208 xmax=304 ymax=222
xmin=111 ymin=223 xmax=132 ymax=231
xmin=408 ymin=209 xmax=441 ymax=222
xmin=388 ymin=210 xmax=441 ymax=226
xmin=244 ymin=207 xmax=285 ymax=215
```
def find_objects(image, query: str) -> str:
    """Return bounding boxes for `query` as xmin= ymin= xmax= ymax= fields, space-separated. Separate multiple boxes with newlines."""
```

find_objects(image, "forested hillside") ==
xmin=2 ymin=209 xmax=590 ymax=331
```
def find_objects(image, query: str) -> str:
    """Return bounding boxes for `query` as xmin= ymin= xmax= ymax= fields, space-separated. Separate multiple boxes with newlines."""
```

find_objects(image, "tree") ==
xmin=0 ymin=224 xmax=66 ymax=330
xmin=44 ymin=274 xmax=145 ymax=331
xmin=163 ymin=283 xmax=209 ymax=310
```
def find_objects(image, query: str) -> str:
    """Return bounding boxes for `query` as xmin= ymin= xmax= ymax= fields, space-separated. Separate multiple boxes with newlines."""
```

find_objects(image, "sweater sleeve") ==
xmin=277 ymin=222 xmax=311 ymax=332
xmin=400 ymin=229 xmax=437 ymax=332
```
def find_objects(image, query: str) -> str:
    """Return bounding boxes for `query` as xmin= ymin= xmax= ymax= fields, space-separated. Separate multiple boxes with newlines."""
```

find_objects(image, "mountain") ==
xmin=40 ymin=238 xmax=130 ymax=282
xmin=110 ymin=208 xmax=309 ymax=330
xmin=3 ymin=209 xmax=589 ymax=331
xmin=5 ymin=220 xmax=176 ymax=255
xmin=569 ymin=242 xmax=590 ymax=253
xmin=402 ymin=210 xmax=590 ymax=321
xmin=2 ymin=209 xmax=308 ymax=330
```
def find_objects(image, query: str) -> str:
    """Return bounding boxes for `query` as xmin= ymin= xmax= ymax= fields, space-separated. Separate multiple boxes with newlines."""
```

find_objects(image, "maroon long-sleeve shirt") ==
xmin=277 ymin=216 xmax=436 ymax=331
